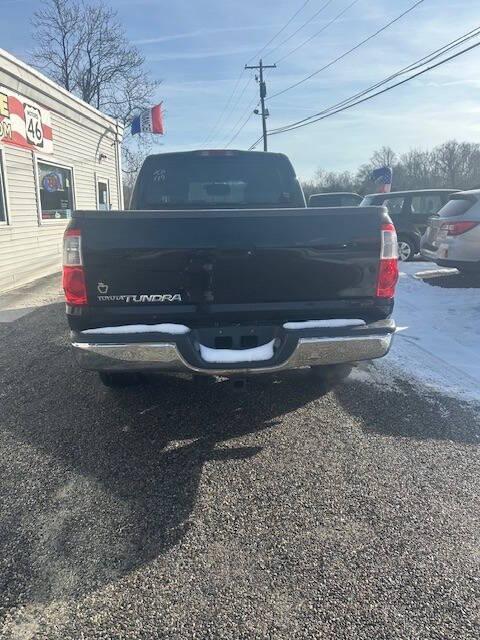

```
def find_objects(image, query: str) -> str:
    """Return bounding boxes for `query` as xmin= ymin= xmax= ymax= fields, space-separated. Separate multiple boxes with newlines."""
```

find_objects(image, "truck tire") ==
xmin=98 ymin=371 xmax=142 ymax=388
xmin=397 ymin=236 xmax=416 ymax=262
xmin=310 ymin=364 xmax=352 ymax=386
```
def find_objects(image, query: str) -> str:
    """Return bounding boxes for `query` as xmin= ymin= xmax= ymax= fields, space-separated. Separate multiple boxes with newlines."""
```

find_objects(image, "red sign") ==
xmin=0 ymin=86 xmax=53 ymax=153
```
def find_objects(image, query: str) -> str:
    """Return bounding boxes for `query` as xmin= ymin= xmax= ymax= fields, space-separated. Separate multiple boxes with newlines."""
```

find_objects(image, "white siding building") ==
xmin=0 ymin=48 xmax=123 ymax=294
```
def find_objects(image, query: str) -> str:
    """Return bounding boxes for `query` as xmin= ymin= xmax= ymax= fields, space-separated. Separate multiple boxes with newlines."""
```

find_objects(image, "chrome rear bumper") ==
xmin=72 ymin=325 xmax=394 ymax=376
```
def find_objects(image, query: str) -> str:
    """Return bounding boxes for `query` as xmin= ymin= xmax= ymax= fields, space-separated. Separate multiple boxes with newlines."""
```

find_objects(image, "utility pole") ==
xmin=245 ymin=59 xmax=277 ymax=151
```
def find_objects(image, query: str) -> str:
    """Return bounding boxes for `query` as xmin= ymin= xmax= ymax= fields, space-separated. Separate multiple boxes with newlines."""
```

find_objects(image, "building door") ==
xmin=97 ymin=179 xmax=110 ymax=211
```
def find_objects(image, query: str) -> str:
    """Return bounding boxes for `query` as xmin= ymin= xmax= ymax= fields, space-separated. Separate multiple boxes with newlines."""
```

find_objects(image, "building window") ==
xmin=38 ymin=161 xmax=74 ymax=221
xmin=97 ymin=179 xmax=110 ymax=210
xmin=0 ymin=151 xmax=7 ymax=224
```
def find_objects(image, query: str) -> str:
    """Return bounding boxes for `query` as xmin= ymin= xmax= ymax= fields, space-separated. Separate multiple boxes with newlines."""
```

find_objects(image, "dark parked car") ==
xmin=63 ymin=150 xmax=398 ymax=388
xmin=360 ymin=189 xmax=457 ymax=261
xmin=309 ymin=192 xmax=362 ymax=207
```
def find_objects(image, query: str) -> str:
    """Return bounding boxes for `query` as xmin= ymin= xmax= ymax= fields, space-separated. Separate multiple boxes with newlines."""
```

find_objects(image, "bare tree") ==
xmin=32 ymin=0 xmax=158 ymax=123
xmin=395 ymin=149 xmax=434 ymax=189
xmin=370 ymin=146 xmax=397 ymax=168
xmin=355 ymin=162 xmax=374 ymax=187
xmin=71 ymin=3 xmax=157 ymax=120
xmin=122 ymin=137 xmax=155 ymax=206
xmin=433 ymin=140 xmax=462 ymax=187
xmin=432 ymin=140 xmax=480 ymax=188
xmin=303 ymin=140 xmax=480 ymax=196
xmin=31 ymin=0 xmax=160 ymax=179
xmin=302 ymin=169 xmax=359 ymax=199
xmin=32 ymin=0 xmax=84 ymax=92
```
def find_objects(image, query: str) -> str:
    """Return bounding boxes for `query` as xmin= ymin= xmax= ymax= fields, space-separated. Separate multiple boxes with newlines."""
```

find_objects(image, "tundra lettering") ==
xmin=97 ymin=294 xmax=182 ymax=303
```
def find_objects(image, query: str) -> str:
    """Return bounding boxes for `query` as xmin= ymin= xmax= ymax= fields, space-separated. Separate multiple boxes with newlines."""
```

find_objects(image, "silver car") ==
xmin=420 ymin=190 xmax=480 ymax=272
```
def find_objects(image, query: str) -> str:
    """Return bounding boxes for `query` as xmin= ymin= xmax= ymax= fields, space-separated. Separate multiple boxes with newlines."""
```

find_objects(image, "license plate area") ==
xmin=194 ymin=325 xmax=279 ymax=350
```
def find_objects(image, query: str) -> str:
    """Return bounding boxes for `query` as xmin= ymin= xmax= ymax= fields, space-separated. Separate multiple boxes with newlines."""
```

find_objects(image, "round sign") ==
xmin=42 ymin=172 xmax=62 ymax=192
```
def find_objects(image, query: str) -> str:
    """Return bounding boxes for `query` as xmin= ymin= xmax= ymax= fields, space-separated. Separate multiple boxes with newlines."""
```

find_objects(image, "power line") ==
xmin=216 ymin=78 xmax=257 ymax=146
xmin=225 ymin=97 xmax=261 ymax=148
xmin=248 ymin=34 xmax=480 ymax=146
xmin=210 ymin=74 xmax=257 ymax=147
xmin=272 ymin=26 xmax=480 ymax=133
xmin=267 ymin=0 xmax=425 ymax=101
xmin=275 ymin=0 xmax=360 ymax=64
xmin=202 ymin=0 xmax=313 ymax=147
xmin=246 ymin=0 xmax=312 ymax=64
xmin=249 ymin=36 xmax=480 ymax=146
xmin=222 ymin=86 xmax=259 ymax=146
xmin=223 ymin=69 xmax=279 ymax=148
xmin=221 ymin=0 xmax=335 ymax=148
xmin=318 ymin=27 xmax=480 ymax=116
xmin=249 ymin=134 xmax=267 ymax=151
xmin=200 ymin=69 xmax=245 ymax=148
xmin=265 ymin=0 xmax=338 ymax=61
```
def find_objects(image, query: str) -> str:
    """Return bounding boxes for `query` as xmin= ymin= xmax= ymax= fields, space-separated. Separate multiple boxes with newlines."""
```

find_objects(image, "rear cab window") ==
xmin=340 ymin=195 xmax=361 ymax=206
xmin=360 ymin=195 xmax=404 ymax=215
xmin=131 ymin=151 xmax=305 ymax=209
xmin=410 ymin=194 xmax=444 ymax=216
xmin=309 ymin=195 xmax=341 ymax=207
xmin=438 ymin=196 xmax=475 ymax=217
xmin=382 ymin=197 xmax=405 ymax=215
xmin=310 ymin=194 xmax=361 ymax=207
xmin=309 ymin=195 xmax=337 ymax=207
xmin=359 ymin=196 xmax=375 ymax=207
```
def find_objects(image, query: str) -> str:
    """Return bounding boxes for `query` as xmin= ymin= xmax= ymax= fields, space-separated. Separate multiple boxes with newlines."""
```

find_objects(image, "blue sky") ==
xmin=1 ymin=0 xmax=479 ymax=178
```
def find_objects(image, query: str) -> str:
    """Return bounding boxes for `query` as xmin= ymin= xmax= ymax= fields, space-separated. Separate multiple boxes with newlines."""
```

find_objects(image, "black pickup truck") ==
xmin=63 ymin=150 xmax=398 ymax=387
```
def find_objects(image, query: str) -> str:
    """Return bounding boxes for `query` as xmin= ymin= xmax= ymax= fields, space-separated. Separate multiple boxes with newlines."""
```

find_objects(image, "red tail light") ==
xmin=441 ymin=221 xmax=479 ymax=236
xmin=63 ymin=266 xmax=87 ymax=305
xmin=376 ymin=223 xmax=399 ymax=298
xmin=63 ymin=229 xmax=87 ymax=306
xmin=376 ymin=259 xmax=399 ymax=298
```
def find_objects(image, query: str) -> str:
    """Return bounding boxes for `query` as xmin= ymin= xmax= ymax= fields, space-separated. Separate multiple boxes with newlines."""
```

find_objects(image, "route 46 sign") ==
xmin=0 ymin=86 xmax=53 ymax=153
xmin=24 ymin=104 xmax=44 ymax=147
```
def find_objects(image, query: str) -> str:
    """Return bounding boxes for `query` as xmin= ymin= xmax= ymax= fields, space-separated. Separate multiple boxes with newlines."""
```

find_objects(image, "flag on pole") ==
xmin=131 ymin=103 xmax=164 ymax=135
xmin=371 ymin=166 xmax=393 ymax=193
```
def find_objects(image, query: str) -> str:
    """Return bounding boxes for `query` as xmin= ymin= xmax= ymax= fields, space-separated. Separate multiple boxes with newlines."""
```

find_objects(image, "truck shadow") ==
xmin=420 ymin=271 xmax=480 ymax=289
xmin=0 ymin=303 xmax=327 ymax=609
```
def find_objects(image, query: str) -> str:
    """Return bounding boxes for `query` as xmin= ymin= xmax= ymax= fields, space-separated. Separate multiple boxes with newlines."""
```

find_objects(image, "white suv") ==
xmin=420 ymin=190 xmax=480 ymax=273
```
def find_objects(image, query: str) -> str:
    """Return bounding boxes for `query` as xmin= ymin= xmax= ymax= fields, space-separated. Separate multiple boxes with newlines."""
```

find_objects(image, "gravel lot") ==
xmin=0 ymin=278 xmax=479 ymax=639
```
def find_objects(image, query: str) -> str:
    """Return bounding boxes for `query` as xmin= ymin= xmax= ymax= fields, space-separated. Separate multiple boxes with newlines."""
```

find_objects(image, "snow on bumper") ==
xmin=71 ymin=319 xmax=395 ymax=375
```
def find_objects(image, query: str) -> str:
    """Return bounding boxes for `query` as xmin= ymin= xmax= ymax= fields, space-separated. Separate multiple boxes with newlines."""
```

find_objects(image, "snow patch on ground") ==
xmin=374 ymin=262 xmax=480 ymax=405
xmin=199 ymin=340 xmax=275 ymax=364
xmin=284 ymin=319 xmax=365 ymax=330
xmin=83 ymin=324 xmax=190 ymax=335
xmin=350 ymin=363 xmax=409 ymax=395
xmin=413 ymin=267 xmax=459 ymax=280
